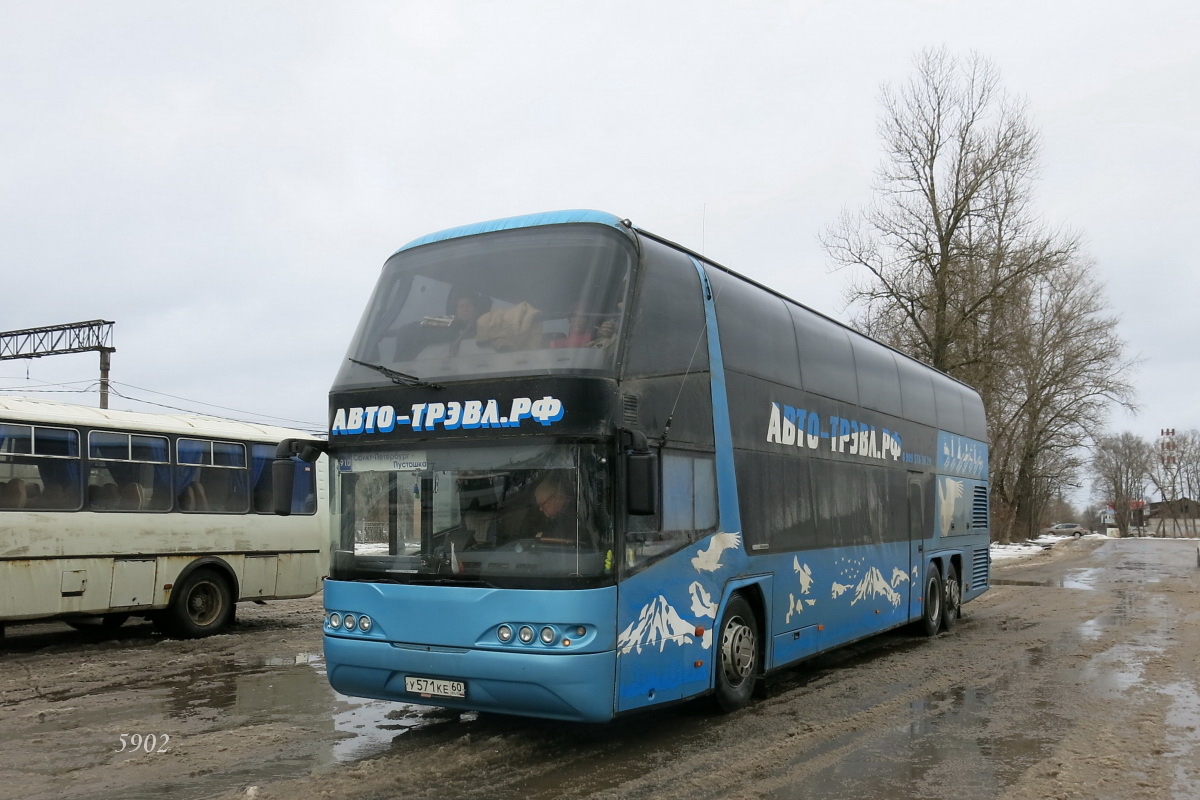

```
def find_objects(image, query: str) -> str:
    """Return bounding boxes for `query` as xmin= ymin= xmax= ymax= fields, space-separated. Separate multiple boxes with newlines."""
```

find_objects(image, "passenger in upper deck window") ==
xmin=550 ymin=309 xmax=596 ymax=349
xmin=589 ymin=300 xmax=625 ymax=349
xmin=395 ymin=292 xmax=492 ymax=360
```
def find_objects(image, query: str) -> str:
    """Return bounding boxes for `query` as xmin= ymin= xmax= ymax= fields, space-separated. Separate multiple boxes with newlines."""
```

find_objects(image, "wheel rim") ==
xmin=946 ymin=575 xmax=961 ymax=615
xmin=186 ymin=580 xmax=224 ymax=627
xmin=720 ymin=616 xmax=756 ymax=686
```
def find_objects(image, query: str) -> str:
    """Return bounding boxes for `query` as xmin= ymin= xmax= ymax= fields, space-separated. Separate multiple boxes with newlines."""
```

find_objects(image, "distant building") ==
xmin=1145 ymin=497 xmax=1199 ymax=536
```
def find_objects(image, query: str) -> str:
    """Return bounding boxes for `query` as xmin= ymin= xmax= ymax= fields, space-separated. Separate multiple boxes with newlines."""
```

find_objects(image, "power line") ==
xmin=0 ymin=380 xmax=324 ymax=433
xmin=106 ymin=383 xmax=324 ymax=431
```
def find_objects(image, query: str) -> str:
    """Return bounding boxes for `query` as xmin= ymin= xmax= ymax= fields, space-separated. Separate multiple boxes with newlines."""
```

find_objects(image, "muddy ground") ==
xmin=1 ymin=537 xmax=1198 ymax=800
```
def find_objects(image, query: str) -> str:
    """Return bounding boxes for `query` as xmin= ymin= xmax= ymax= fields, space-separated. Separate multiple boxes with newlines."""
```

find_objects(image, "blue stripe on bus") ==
xmin=395 ymin=210 xmax=630 ymax=254
xmin=690 ymin=257 xmax=741 ymax=535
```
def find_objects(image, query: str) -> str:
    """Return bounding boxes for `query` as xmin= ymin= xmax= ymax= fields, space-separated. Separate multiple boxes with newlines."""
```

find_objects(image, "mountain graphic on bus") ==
xmin=617 ymin=595 xmax=697 ymax=655
xmin=832 ymin=565 xmax=906 ymax=608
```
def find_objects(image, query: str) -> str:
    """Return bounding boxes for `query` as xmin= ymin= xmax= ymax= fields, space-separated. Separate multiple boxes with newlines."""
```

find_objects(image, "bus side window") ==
xmin=623 ymin=238 xmax=708 ymax=377
xmin=707 ymin=267 xmax=801 ymax=388
xmin=626 ymin=451 xmax=716 ymax=572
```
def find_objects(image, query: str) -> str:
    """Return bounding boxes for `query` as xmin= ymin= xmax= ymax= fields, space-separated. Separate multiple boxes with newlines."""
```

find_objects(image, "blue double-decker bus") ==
xmin=275 ymin=209 xmax=990 ymax=721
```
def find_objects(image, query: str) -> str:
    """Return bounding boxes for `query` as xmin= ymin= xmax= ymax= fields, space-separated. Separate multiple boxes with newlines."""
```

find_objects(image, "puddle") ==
xmin=1060 ymin=568 xmax=1101 ymax=590
xmin=1163 ymin=680 xmax=1200 ymax=799
xmin=760 ymin=680 xmax=1066 ymax=798
xmin=992 ymin=568 xmax=1101 ymax=590
xmin=16 ymin=650 xmax=471 ymax=800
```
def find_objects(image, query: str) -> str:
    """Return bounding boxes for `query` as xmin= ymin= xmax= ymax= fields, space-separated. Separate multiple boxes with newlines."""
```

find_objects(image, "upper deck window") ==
xmin=336 ymin=225 xmax=635 ymax=389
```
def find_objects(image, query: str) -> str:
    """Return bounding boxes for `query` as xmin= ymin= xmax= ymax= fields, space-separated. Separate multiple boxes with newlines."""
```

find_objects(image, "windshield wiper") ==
xmin=349 ymin=358 xmax=443 ymax=389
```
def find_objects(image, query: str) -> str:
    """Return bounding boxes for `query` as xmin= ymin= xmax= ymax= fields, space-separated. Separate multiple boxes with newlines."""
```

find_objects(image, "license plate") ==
xmin=404 ymin=676 xmax=467 ymax=699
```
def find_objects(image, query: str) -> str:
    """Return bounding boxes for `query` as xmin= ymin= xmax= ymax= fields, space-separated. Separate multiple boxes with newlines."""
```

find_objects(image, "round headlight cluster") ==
xmin=327 ymin=611 xmax=372 ymax=633
xmin=495 ymin=623 xmax=586 ymax=647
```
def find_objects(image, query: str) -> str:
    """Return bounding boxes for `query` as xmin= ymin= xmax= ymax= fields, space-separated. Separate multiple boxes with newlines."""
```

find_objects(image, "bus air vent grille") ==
xmin=972 ymin=546 xmax=990 ymax=587
xmin=621 ymin=395 xmax=639 ymax=425
xmin=972 ymin=485 xmax=989 ymax=529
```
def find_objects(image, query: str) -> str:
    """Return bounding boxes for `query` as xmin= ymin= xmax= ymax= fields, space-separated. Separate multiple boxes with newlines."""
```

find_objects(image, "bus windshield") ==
xmin=332 ymin=442 xmax=613 ymax=590
xmin=334 ymin=224 xmax=634 ymax=388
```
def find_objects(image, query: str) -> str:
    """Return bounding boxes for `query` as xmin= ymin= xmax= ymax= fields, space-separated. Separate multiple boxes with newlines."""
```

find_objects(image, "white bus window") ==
xmin=1 ymin=424 xmax=82 ymax=510
xmin=177 ymin=438 xmax=249 ymax=513
xmin=87 ymin=430 xmax=170 ymax=512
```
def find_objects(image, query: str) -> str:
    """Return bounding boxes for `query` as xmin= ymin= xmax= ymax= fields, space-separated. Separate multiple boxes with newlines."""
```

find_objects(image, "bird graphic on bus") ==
xmin=938 ymin=477 xmax=964 ymax=536
xmin=690 ymin=531 xmax=741 ymax=572
xmin=786 ymin=557 xmax=817 ymax=624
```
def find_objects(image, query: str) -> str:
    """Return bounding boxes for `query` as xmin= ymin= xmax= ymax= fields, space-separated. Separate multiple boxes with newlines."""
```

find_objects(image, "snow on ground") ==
xmin=990 ymin=532 xmax=1198 ymax=561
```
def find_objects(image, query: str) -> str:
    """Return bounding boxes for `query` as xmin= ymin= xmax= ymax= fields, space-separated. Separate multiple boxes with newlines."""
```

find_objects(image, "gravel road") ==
xmin=2 ymin=536 xmax=1198 ymax=800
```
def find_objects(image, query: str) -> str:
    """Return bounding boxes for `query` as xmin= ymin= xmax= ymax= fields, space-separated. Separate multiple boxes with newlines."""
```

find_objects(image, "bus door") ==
xmin=907 ymin=471 xmax=930 ymax=622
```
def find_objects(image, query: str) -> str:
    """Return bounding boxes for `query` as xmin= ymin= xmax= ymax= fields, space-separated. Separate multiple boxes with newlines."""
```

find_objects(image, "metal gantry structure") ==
xmin=0 ymin=320 xmax=116 ymax=408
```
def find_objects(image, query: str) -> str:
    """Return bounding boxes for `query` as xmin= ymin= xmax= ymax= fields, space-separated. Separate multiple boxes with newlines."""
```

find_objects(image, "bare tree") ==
xmin=823 ymin=48 xmax=1135 ymax=541
xmin=1092 ymin=433 xmax=1152 ymax=536
xmin=1146 ymin=429 xmax=1200 ymax=536
xmin=987 ymin=260 xmax=1134 ymax=538
xmin=823 ymin=47 xmax=1053 ymax=376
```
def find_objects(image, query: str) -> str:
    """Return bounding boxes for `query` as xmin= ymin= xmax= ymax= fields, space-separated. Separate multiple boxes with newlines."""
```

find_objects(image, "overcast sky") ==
xmin=1 ymin=1 xmax=1195 ymax=456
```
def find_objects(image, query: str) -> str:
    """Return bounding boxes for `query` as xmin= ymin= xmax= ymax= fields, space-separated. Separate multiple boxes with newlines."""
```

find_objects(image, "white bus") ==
xmin=0 ymin=397 xmax=329 ymax=638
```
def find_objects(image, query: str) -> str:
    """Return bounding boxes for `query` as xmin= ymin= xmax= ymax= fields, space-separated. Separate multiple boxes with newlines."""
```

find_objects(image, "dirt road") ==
xmin=2 ymin=537 xmax=1198 ymax=800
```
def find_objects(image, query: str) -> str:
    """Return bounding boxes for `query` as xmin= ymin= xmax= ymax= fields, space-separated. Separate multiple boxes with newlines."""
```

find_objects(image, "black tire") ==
xmin=163 ymin=568 xmax=233 ymax=638
xmin=941 ymin=562 xmax=961 ymax=632
xmin=714 ymin=594 xmax=759 ymax=713
xmin=920 ymin=563 xmax=943 ymax=637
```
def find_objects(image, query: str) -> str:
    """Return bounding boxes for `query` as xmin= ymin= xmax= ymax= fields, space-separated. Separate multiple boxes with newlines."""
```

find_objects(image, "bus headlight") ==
xmin=497 ymin=624 xmax=513 ymax=642
xmin=343 ymin=614 xmax=356 ymax=631
xmin=518 ymin=625 xmax=534 ymax=643
xmin=329 ymin=613 xmax=341 ymax=629
xmin=358 ymin=615 xmax=372 ymax=632
xmin=540 ymin=626 xmax=556 ymax=644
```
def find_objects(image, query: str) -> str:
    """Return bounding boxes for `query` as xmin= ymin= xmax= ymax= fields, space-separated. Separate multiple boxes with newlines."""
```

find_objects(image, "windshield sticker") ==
xmin=337 ymin=451 xmax=428 ymax=473
xmin=331 ymin=396 xmax=565 ymax=436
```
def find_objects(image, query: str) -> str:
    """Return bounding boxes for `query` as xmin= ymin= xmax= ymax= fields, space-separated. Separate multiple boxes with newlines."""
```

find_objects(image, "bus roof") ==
xmin=387 ymin=208 xmax=983 ymax=408
xmin=394 ymin=209 xmax=632 ymax=255
xmin=0 ymin=396 xmax=320 ymax=442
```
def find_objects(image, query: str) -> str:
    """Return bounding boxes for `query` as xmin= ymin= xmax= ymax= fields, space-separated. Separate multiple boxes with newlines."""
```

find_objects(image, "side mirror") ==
xmin=272 ymin=438 xmax=327 ymax=516
xmin=626 ymin=450 xmax=658 ymax=516
xmin=272 ymin=458 xmax=297 ymax=516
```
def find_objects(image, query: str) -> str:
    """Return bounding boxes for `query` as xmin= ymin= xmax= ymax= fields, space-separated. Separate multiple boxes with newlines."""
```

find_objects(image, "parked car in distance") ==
xmin=1043 ymin=522 xmax=1090 ymax=538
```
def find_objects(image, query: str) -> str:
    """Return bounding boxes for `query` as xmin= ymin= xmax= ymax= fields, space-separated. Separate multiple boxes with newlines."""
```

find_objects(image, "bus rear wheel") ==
xmin=941 ymin=562 xmax=962 ymax=632
xmin=162 ymin=568 xmax=232 ymax=639
xmin=714 ymin=594 xmax=759 ymax=713
xmin=920 ymin=563 xmax=943 ymax=637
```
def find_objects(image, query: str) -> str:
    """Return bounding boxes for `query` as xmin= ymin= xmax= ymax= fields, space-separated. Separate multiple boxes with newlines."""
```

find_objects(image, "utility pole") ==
xmin=0 ymin=320 xmax=116 ymax=408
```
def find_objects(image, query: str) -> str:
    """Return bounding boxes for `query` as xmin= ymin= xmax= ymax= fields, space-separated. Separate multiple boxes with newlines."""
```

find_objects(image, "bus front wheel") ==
xmin=714 ymin=594 xmax=759 ymax=713
xmin=163 ymin=568 xmax=233 ymax=639
xmin=920 ymin=564 xmax=943 ymax=637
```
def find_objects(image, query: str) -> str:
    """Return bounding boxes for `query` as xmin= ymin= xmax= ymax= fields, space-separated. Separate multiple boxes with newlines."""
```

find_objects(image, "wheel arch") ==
xmin=169 ymin=556 xmax=240 ymax=605
xmin=929 ymin=550 xmax=964 ymax=581
xmin=714 ymin=577 xmax=769 ymax=686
